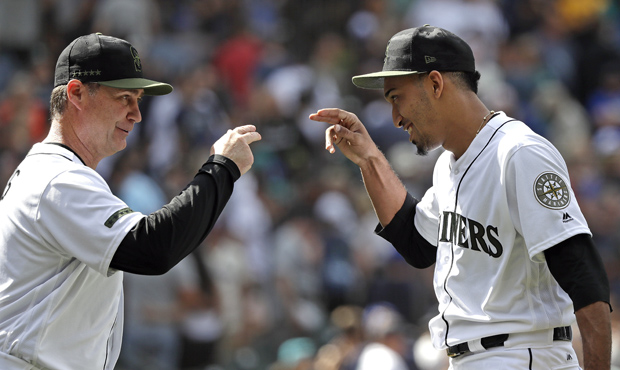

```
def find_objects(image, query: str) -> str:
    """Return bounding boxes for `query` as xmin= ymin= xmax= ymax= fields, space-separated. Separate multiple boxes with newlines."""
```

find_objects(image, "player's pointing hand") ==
xmin=309 ymin=108 xmax=380 ymax=167
xmin=211 ymin=125 xmax=261 ymax=175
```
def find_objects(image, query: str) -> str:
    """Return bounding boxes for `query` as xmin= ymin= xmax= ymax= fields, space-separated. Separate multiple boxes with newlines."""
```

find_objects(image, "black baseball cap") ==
xmin=54 ymin=33 xmax=173 ymax=96
xmin=352 ymin=25 xmax=475 ymax=89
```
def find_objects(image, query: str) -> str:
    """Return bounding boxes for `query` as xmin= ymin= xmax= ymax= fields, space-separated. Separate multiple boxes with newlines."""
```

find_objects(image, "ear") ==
xmin=66 ymin=80 xmax=87 ymax=111
xmin=427 ymin=70 xmax=444 ymax=98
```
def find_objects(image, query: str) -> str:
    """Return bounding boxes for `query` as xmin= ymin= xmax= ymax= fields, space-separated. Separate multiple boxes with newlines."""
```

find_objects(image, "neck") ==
xmin=44 ymin=120 xmax=98 ymax=169
xmin=443 ymin=96 xmax=492 ymax=160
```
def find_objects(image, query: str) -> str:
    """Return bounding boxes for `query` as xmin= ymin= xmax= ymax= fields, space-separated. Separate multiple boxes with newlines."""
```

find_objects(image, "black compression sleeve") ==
xmin=544 ymin=233 xmax=612 ymax=312
xmin=375 ymin=193 xmax=437 ymax=268
xmin=110 ymin=154 xmax=239 ymax=275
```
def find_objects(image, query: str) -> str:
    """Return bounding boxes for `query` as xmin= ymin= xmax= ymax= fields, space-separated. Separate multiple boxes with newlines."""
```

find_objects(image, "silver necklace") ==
xmin=477 ymin=110 xmax=495 ymax=134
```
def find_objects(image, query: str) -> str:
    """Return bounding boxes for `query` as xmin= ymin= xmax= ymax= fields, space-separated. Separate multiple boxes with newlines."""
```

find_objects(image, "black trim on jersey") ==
xmin=375 ymin=193 xmax=437 ymax=268
xmin=441 ymin=117 xmax=515 ymax=348
xmin=110 ymin=154 xmax=240 ymax=275
xmin=27 ymin=152 xmax=73 ymax=162
xmin=46 ymin=142 xmax=86 ymax=165
xmin=544 ymin=233 xmax=612 ymax=312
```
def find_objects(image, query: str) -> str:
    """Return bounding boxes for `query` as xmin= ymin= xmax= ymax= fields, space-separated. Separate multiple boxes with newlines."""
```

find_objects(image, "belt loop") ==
xmin=466 ymin=338 xmax=486 ymax=353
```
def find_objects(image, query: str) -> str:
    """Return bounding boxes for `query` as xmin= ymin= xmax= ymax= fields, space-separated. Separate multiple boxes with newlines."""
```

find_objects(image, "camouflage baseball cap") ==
xmin=352 ymin=25 xmax=475 ymax=90
xmin=54 ymin=33 xmax=173 ymax=96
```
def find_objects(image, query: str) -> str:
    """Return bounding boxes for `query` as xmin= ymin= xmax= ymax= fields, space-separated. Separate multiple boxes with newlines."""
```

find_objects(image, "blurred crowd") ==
xmin=2 ymin=0 xmax=620 ymax=369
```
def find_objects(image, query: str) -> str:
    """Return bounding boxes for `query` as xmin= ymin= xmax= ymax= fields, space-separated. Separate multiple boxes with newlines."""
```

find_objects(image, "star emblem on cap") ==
xmin=70 ymin=70 xmax=102 ymax=78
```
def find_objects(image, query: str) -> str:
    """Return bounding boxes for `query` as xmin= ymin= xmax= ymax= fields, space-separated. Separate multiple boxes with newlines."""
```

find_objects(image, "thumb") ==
xmin=327 ymin=123 xmax=353 ymax=153
xmin=334 ymin=123 xmax=354 ymax=141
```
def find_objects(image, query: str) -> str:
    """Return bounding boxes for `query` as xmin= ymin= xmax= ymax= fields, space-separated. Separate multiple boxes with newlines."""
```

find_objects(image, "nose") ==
xmin=392 ymin=105 xmax=403 ymax=128
xmin=128 ymin=100 xmax=142 ymax=124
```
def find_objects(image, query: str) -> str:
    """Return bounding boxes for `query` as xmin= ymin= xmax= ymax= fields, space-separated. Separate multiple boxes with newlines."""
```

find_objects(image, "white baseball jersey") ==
xmin=0 ymin=143 xmax=145 ymax=369
xmin=414 ymin=112 xmax=590 ymax=350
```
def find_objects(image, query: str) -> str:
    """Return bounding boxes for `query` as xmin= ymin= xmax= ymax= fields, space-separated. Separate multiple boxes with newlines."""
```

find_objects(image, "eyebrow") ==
xmin=128 ymin=89 xmax=144 ymax=98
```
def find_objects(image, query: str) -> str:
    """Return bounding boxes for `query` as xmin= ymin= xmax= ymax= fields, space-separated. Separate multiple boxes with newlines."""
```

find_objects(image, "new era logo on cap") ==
xmin=425 ymin=56 xmax=437 ymax=64
xmin=54 ymin=33 xmax=172 ymax=96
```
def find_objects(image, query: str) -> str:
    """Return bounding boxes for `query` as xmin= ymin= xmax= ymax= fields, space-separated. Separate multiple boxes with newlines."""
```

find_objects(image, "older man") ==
xmin=0 ymin=33 xmax=260 ymax=369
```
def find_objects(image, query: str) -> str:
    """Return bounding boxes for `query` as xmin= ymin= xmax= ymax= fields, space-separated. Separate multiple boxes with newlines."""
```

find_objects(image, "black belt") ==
xmin=446 ymin=326 xmax=572 ymax=358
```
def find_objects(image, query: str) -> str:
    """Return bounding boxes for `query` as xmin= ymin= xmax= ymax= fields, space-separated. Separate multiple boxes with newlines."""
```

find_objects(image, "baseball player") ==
xmin=0 ymin=33 xmax=260 ymax=369
xmin=310 ymin=25 xmax=611 ymax=369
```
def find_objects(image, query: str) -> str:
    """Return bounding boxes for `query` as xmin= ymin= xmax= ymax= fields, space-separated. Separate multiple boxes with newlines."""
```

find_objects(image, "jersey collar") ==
xmin=28 ymin=142 xmax=86 ymax=166
xmin=450 ymin=111 xmax=507 ymax=170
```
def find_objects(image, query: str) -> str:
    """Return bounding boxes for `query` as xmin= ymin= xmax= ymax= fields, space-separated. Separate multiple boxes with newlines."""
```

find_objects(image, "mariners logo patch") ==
xmin=130 ymin=46 xmax=142 ymax=72
xmin=534 ymin=172 xmax=570 ymax=209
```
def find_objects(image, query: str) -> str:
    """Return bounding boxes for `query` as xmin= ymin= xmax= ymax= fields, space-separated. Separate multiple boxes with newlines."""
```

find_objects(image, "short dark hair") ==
xmin=447 ymin=71 xmax=481 ymax=94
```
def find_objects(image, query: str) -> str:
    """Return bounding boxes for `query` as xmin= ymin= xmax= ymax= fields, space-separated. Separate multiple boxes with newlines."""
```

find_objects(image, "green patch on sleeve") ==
xmin=105 ymin=207 xmax=135 ymax=228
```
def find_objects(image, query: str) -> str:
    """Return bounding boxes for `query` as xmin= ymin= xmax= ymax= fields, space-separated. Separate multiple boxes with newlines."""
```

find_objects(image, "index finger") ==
xmin=239 ymin=131 xmax=262 ymax=145
xmin=233 ymin=125 xmax=257 ymax=134
xmin=309 ymin=108 xmax=349 ymax=125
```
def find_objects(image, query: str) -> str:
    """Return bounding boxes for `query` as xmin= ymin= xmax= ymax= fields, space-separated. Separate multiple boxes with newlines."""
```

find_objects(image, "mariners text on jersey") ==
xmin=439 ymin=211 xmax=503 ymax=258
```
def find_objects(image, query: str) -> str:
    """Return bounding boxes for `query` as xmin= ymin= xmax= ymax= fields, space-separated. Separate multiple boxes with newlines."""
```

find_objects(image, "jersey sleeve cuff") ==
xmin=204 ymin=154 xmax=241 ymax=182
xmin=375 ymin=193 xmax=417 ymax=237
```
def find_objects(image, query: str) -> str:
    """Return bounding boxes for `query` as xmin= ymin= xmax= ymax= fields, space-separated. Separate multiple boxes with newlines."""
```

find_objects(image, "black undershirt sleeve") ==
xmin=544 ymin=233 xmax=612 ymax=312
xmin=110 ymin=154 xmax=239 ymax=275
xmin=375 ymin=193 xmax=437 ymax=268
